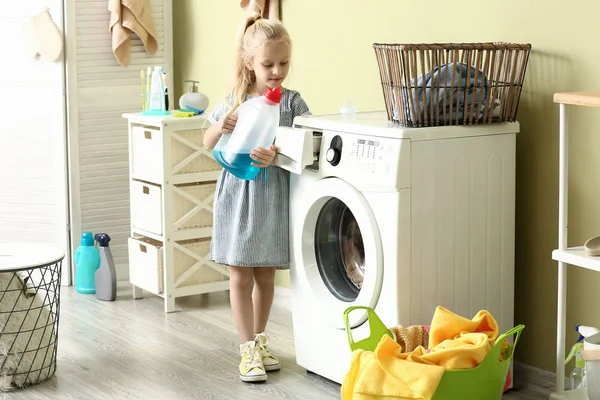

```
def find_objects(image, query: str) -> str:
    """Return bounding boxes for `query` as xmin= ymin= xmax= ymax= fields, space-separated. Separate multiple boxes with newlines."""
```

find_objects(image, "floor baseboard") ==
xmin=513 ymin=361 xmax=563 ymax=393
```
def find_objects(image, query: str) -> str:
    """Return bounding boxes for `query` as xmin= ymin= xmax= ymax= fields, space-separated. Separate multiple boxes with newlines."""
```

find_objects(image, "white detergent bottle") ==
xmin=149 ymin=66 xmax=164 ymax=111
xmin=94 ymin=233 xmax=117 ymax=301
xmin=212 ymin=86 xmax=282 ymax=180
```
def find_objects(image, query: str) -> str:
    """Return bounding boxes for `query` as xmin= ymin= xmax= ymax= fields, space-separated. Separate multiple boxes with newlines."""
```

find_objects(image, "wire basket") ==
xmin=373 ymin=42 xmax=532 ymax=127
xmin=0 ymin=259 xmax=62 ymax=391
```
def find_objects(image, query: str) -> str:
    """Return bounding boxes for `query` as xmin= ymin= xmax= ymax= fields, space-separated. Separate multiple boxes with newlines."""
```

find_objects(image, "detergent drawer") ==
xmin=274 ymin=127 xmax=321 ymax=174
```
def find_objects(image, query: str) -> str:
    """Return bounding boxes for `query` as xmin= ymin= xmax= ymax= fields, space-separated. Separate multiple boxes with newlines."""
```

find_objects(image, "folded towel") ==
xmin=341 ymin=307 xmax=502 ymax=400
xmin=395 ymin=62 xmax=489 ymax=124
xmin=109 ymin=0 xmax=158 ymax=67
xmin=390 ymin=325 xmax=429 ymax=354
xmin=240 ymin=0 xmax=280 ymax=20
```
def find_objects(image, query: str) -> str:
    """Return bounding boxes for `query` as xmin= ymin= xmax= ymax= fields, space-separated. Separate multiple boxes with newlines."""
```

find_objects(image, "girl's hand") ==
xmin=250 ymin=145 xmax=277 ymax=168
xmin=218 ymin=112 xmax=238 ymax=133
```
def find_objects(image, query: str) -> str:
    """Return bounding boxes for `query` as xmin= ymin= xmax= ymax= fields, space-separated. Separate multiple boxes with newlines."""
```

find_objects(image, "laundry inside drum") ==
xmin=339 ymin=208 xmax=365 ymax=289
xmin=314 ymin=198 xmax=367 ymax=302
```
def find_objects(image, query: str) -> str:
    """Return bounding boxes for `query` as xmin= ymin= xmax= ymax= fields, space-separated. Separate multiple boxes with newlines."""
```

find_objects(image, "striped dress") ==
xmin=208 ymin=88 xmax=311 ymax=269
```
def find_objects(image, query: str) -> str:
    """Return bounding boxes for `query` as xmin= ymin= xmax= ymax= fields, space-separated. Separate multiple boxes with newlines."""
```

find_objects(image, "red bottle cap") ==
xmin=264 ymin=87 xmax=283 ymax=103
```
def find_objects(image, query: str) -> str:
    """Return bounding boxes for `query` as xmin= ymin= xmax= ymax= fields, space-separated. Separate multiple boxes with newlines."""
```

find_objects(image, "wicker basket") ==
xmin=373 ymin=42 xmax=531 ymax=127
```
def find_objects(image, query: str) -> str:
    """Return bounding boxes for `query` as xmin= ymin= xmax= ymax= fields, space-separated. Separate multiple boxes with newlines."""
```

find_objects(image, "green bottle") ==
xmin=565 ymin=341 xmax=587 ymax=390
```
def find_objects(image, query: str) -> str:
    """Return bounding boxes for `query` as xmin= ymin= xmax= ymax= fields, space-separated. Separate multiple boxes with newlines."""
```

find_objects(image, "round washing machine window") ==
xmin=293 ymin=177 xmax=384 ymax=329
xmin=314 ymin=198 xmax=366 ymax=302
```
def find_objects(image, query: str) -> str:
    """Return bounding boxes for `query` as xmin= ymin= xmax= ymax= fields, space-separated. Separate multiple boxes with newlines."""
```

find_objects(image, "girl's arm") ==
xmin=202 ymin=123 xmax=223 ymax=151
xmin=203 ymin=112 xmax=238 ymax=150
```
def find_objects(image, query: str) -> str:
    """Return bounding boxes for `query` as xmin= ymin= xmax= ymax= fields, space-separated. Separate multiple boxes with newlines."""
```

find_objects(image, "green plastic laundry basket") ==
xmin=343 ymin=306 xmax=524 ymax=400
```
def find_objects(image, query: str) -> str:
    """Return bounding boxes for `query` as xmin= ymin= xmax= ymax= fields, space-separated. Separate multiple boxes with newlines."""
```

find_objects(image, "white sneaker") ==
xmin=239 ymin=340 xmax=267 ymax=382
xmin=255 ymin=332 xmax=281 ymax=372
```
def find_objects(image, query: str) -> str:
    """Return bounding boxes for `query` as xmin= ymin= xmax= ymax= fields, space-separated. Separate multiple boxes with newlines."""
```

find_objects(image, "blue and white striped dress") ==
xmin=208 ymin=88 xmax=310 ymax=269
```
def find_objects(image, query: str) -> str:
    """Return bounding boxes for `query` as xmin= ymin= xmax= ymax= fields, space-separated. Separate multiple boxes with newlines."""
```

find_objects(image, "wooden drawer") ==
xmin=131 ymin=180 xmax=163 ymax=235
xmin=130 ymin=124 xmax=221 ymax=184
xmin=130 ymin=180 xmax=216 ymax=238
xmin=128 ymin=236 xmax=163 ymax=294
xmin=131 ymin=126 xmax=164 ymax=183
xmin=128 ymin=236 xmax=230 ymax=295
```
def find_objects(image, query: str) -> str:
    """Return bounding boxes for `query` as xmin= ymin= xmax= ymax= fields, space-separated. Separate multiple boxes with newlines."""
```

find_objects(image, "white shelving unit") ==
xmin=550 ymin=91 xmax=600 ymax=400
xmin=550 ymin=388 xmax=589 ymax=400
xmin=123 ymin=113 xmax=230 ymax=313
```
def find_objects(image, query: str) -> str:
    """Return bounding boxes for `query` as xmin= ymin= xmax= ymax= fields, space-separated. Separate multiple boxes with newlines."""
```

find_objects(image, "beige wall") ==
xmin=173 ymin=0 xmax=600 ymax=373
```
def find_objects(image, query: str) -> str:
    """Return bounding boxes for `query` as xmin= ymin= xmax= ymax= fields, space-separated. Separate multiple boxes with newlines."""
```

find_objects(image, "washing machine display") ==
xmin=314 ymin=198 xmax=365 ymax=302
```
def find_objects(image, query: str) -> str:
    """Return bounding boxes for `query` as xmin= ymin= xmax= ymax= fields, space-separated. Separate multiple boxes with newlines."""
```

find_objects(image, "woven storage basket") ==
xmin=128 ymin=236 xmax=229 ymax=294
xmin=172 ymin=181 xmax=216 ymax=232
xmin=171 ymin=129 xmax=221 ymax=174
xmin=373 ymin=42 xmax=531 ymax=127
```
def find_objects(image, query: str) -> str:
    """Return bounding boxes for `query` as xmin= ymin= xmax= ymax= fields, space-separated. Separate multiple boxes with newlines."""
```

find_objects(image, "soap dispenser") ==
xmin=94 ymin=233 xmax=117 ymax=301
xmin=179 ymin=80 xmax=209 ymax=114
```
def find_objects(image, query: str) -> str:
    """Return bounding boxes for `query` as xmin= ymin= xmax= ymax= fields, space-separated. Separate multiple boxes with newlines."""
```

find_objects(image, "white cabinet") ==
xmin=123 ymin=113 xmax=229 ymax=312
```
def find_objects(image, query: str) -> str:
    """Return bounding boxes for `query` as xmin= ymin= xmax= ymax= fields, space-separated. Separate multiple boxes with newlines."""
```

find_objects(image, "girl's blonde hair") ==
xmin=230 ymin=13 xmax=291 ymax=112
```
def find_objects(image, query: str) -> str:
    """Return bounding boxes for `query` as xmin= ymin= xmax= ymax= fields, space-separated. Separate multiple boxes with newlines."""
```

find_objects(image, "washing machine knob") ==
xmin=326 ymin=148 xmax=340 ymax=165
xmin=327 ymin=135 xmax=343 ymax=166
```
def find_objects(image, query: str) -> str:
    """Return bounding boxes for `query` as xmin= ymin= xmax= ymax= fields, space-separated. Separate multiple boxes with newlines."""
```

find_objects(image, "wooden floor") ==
xmin=10 ymin=282 xmax=555 ymax=400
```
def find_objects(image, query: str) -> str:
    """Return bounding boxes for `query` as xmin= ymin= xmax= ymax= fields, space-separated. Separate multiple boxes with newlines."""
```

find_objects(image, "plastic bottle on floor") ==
xmin=94 ymin=233 xmax=117 ymax=301
xmin=74 ymin=232 xmax=100 ymax=294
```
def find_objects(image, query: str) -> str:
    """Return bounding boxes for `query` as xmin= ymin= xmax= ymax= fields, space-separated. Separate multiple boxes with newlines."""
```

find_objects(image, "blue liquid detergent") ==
xmin=74 ymin=232 xmax=100 ymax=294
xmin=213 ymin=149 xmax=260 ymax=180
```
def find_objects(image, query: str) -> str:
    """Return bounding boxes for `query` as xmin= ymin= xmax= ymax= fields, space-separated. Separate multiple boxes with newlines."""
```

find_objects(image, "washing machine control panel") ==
xmin=348 ymin=137 xmax=397 ymax=175
xmin=320 ymin=130 xmax=409 ymax=189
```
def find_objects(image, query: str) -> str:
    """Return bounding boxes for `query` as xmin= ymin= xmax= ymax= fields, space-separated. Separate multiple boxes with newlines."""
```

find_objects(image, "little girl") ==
xmin=203 ymin=13 xmax=310 ymax=383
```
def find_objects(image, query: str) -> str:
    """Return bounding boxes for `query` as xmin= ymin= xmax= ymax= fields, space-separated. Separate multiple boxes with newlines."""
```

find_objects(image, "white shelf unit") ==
xmin=551 ymin=92 xmax=600 ymax=399
xmin=550 ymin=388 xmax=588 ymax=400
xmin=123 ymin=113 xmax=229 ymax=312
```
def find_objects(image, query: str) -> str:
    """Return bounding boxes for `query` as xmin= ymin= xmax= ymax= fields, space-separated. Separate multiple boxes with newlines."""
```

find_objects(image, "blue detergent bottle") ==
xmin=74 ymin=232 xmax=100 ymax=294
xmin=213 ymin=86 xmax=282 ymax=180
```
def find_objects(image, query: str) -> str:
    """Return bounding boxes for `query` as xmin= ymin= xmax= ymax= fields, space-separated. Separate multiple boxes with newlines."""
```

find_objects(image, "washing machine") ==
xmin=274 ymin=111 xmax=517 ymax=385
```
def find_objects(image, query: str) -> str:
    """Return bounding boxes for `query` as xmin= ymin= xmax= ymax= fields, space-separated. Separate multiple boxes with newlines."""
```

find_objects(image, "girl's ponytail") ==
xmin=231 ymin=13 xmax=261 ymax=112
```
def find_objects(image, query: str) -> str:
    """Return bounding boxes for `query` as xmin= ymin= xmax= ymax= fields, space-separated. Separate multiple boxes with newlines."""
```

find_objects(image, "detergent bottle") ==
xmin=212 ymin=86 xmax=282 ymax=180
xmin=94 ymin=233 xmax=117 ymax=301
xmin=74 ymin=232 xmax=100 ymax=294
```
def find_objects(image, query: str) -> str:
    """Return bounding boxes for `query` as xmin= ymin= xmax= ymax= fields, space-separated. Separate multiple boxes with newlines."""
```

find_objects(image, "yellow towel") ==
xmin=341 ymin=307 xmax=501 ymax=400
xmin=109 ymin=0 xmax=158 ymax=67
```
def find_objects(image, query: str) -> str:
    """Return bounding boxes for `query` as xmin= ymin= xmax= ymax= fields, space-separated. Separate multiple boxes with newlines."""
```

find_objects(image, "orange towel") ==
xmin=109 ymin=0 xmax=158 ymax=67
xmin=390 ymin=325 xmax=429 ymax=353
xmin=240 ymin=0 xmax=280 ymax=20
xmin=341 ymin=307 xmax=501 ymax=400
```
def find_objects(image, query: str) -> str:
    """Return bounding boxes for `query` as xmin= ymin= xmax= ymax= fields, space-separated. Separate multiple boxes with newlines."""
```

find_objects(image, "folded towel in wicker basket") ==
xmin=402 ymin=62 xmax=490 ymax=124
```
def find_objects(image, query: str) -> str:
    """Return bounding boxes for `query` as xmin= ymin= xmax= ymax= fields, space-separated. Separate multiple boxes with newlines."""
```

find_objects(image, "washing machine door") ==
xmin=293 ymin=177 xmax=383 ymax=330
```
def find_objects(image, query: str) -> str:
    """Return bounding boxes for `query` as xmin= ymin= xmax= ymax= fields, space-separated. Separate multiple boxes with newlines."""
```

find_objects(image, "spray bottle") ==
xmin=94 ymin=233 xmax=117 ymax=301
xmin=565 ymin=341 xmax=586 ymax=389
